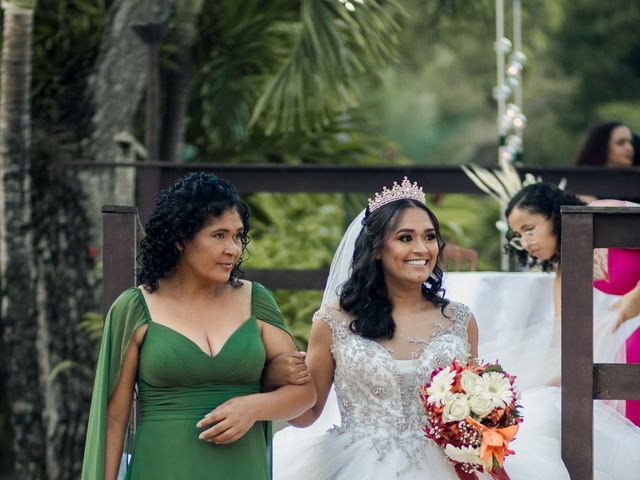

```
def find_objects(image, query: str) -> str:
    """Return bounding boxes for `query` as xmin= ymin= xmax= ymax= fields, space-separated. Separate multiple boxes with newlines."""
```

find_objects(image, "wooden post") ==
xmin=561 ymin=209 xmax=594 ymax=480
xmin=102 ymin=205 xmax=140 ymax=314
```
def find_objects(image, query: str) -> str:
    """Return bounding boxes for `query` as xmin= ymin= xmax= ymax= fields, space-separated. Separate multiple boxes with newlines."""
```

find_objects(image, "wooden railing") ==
xmin=86 ymin=162 xmax=640 ymax=290
xmin=561 ymin=206 xmax=640 ymax=479
xmin=72 ymin=161 xmax=640 ymax=221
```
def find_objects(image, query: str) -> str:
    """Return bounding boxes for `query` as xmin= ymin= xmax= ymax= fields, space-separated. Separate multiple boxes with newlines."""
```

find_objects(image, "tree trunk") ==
xmin=29 ymin=127 xmax=104 ymax=479
xmin=0 ymin=2 xmax=44 ymax=479
xmin=83 ymin=0 xmax=173 ymax=163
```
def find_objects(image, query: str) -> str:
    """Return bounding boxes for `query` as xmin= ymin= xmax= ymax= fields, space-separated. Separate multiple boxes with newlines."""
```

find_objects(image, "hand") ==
xmin=262 ymin=351 xmax=310 ymax=390
xmin=197 ymin=396 xmax=259 ymax=445
xmin=611 ymin=286 xmax=640 ymax=333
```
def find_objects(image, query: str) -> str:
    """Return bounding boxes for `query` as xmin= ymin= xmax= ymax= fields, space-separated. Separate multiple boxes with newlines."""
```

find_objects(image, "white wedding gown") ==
xmin=273 ymin=272 xmax=640 ymax=479
xmin=273 ymin=302 xmax=571 ymax=479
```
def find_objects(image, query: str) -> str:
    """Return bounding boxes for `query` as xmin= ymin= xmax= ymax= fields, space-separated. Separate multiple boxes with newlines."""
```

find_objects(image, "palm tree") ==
xmin=0 ymin=1 xmax=43 ymax=478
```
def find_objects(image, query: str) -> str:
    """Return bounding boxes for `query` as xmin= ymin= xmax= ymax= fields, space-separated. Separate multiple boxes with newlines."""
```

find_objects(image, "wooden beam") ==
xmin=594 ymin=364 xmax=640 ymax=400
xmin=68 ymin=162 xmax=640 ymax=197
xmin=563 ymin=206 xmax=640 ymax=248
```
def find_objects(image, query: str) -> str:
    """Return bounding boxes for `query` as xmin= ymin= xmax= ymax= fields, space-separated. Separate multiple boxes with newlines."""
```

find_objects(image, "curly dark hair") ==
xmin=339 ymin=199 xmax=449 ymax=340
xmin=505 ymin=183 xmax=585 ymax=272
xmin=137 ymin=172 xmax=250 ymax=292
xmin=575 ymin=121 xmax=629 ymax=166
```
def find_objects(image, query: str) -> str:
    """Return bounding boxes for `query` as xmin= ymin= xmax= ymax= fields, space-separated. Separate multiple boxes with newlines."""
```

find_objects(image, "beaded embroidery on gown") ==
xmin=273 ymin=302 xmax=571 ymax=480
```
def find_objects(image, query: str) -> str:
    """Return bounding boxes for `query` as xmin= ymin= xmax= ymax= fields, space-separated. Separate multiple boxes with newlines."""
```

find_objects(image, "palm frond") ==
xmin=250 ymin=0 xmax=405 ymax=134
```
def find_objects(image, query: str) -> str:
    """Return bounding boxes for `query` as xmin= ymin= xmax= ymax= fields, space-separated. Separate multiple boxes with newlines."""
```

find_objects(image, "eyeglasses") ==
xmin=508 ymin=227 xmax=538 ymax=251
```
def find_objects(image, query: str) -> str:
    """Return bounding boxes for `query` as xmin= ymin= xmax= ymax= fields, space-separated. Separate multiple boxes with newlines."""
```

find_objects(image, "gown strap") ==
xmin=251 ymin=282 xmax=293 ymax=340
xmin=443 ymin=301 xmax=472 ymax=341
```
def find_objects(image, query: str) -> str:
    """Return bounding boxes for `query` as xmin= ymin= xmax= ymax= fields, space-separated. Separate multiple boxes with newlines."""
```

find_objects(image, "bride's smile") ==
xmin=377 ymin=207 xmax=440 ymax=285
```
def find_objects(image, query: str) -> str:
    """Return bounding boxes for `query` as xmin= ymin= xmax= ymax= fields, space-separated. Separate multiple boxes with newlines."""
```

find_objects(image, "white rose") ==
xmin=460 ymin=370 xmax=480 ymax=395
xmin=442 ymin=393 xmax=471 ymax=422
xmin=469 ymin=393 xmax=494 ymax=418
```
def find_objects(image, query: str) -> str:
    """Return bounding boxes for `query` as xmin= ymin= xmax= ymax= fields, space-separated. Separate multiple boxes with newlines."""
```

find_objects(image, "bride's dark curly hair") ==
xmin=137 ymin=172 xmax=250 ymax=292
xmin=505 ymin=183 xmax=585 ymax=272
xmin=339 ymin=199 xmax=449 ymax=340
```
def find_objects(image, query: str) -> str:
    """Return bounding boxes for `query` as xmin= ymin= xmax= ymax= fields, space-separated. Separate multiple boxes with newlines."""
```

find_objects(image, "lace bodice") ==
xmin=314 ymin=302 xmax=471 ymax=474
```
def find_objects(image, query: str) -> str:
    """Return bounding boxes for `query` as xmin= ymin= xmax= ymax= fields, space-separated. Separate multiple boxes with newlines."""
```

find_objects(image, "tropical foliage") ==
xmin=32 ymin=0 xmax=110 ymax=125
xmin=188 ymin=0 xmax=405 ymax=162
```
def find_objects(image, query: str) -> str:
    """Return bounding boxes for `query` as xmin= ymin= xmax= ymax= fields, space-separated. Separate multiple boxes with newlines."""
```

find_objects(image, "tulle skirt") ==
xmin=273 ymin=385 xmax=640 ymax=479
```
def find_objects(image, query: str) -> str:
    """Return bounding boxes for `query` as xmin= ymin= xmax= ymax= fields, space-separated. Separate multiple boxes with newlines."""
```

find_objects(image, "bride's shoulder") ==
xmin=312 ymin=302 xmax=352 ymax=329
xmin=442 ymin=300 xmax=473 ymax=326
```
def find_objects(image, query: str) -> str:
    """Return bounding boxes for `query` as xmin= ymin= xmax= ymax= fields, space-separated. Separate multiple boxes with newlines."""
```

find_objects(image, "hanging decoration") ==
xmin=492 ymin=0 xmax=526 ymax=164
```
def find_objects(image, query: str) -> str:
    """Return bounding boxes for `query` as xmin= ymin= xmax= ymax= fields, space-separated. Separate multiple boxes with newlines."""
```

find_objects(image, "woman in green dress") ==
xmin=81 ymin=172 xmax=315 ymax=480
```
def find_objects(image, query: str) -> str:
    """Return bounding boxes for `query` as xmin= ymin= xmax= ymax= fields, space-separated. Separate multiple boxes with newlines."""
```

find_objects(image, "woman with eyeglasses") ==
xmin=506 ymin=182 xmax=640 ymax=426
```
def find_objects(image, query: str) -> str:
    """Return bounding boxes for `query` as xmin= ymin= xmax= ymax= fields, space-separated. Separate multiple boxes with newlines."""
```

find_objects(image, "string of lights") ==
xmin=493 ymin=0 xmax=526 ymax=164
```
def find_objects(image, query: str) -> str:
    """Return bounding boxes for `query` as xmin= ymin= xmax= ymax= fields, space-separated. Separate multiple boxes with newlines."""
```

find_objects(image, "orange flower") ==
xmin=487 ymin=408 xmax=505 ymax=424
xmin=465 ymin=417 xmax=518 ymax=470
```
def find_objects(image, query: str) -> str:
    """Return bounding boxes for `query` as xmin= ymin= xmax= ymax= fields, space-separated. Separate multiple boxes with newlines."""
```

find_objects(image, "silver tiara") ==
xmin=367 ymin=177 xmax=426 ymax=213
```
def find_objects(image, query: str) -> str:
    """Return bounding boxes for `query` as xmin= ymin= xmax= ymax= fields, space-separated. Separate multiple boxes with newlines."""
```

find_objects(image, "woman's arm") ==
xmin=197 ymin=321 xmax=316 ymax=444
xmin=613 ymin=282 xmax=640 ymax=332
xmin=104 ymin=326 xmax=146 ymax=480
xmin=261 ymin=351 xmax=310 ymax=391
xmin=553 ymin=268 xmax=562 ymax=320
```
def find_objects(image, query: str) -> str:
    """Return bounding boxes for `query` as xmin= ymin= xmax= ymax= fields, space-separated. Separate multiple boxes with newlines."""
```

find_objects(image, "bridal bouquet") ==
xmin=420 ymin=359 xmax=522 ymax=480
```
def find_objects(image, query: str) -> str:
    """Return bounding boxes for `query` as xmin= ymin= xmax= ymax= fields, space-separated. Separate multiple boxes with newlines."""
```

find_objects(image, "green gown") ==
xmin=81 ymin=282 xmax=291 ymax=480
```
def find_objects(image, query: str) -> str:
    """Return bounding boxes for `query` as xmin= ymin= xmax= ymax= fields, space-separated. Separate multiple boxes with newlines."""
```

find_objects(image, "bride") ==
xmin=272 ymin=178 xmax=571 ymax=479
